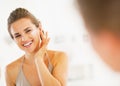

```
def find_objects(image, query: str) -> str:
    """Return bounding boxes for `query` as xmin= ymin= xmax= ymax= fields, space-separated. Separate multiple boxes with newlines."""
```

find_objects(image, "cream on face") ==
xmin=10 ymin=18 xmax=41 ymax=53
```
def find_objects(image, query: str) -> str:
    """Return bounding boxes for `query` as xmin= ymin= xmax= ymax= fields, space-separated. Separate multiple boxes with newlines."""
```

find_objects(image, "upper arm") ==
xmin=52 ymin=52 xmax=68 ymax=86
xmin=5 ymin=66 xmax=15 ymax=86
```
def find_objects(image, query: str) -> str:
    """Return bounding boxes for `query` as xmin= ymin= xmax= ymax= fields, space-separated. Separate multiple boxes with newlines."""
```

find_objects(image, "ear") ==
xmin=37 ymin=21 xmax=43 ymax=40
xmin=38 ymin=21 xmax=42 ymax=31
xmin=38 ymin=21 xmax=45 ymax=35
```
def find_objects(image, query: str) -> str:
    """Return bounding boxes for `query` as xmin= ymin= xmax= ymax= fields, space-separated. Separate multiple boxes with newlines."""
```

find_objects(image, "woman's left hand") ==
xmin=34 ymin=30 xmax=68 ymax=86
xmin=34 ymin=29 xmax=50 ymax=61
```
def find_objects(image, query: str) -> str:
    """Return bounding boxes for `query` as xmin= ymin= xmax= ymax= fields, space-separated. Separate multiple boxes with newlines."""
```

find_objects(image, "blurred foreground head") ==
xmin=77 ymin=0 xmax=120 ymax=72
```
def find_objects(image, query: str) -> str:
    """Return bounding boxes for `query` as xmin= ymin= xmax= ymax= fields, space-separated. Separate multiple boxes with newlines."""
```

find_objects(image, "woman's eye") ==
xmin=26 ymin=30 xmax=31 ymax=33
xmin=15 ymin=35 xmax=21 ymax=38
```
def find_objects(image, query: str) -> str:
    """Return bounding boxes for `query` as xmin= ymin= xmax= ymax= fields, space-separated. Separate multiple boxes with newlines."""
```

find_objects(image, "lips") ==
xmin=23 ymin=40 xmax=33 ymax=48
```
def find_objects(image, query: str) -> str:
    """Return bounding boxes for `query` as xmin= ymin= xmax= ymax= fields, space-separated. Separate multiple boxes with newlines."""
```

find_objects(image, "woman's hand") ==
xmin=34 ymin=29 xmax=50 ymax=61
xmin=34 ymin=29 xmax=68 ymax=86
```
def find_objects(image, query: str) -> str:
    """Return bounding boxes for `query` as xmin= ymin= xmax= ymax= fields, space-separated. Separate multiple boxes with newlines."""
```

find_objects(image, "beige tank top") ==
xmin=16 ymin=56 xmax=53 ymax=86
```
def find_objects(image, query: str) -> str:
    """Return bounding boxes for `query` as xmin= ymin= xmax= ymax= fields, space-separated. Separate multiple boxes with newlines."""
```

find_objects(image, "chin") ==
xmin=26 ymin=46 xmax=40 ymax=54
xmin=21 ymin=46 xmax=35 ymax=54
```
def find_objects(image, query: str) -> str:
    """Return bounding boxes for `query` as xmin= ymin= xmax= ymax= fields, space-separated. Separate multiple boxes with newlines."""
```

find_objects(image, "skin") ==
xmin=88 ymin=28 xmax=120 ymax=71
xmin=5 ymin=18 xmax=68 ymax=86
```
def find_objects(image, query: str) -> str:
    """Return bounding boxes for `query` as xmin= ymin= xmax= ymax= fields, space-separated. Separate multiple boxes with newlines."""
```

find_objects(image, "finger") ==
xmin=42 ymin=31 xmax=48 ymax=43
xmin=42 ymin=38 xmax=50 ymax=48
xmin=46 ymin=32 xmax=48 ymax=39
xmin=44 ymin=32 xmax=49 ymax=46
xmin=44 ymin=32 xmax=47 ymax=41
xmin=44 ymin=38 xmax=50 ymax=46
xmin=37 ymin=38 xmax=50 ymax=56
xmin=40 ymin=30 xmax=45 ymax=41
xmin=40 ymin=31 xmax=49 ymax=47
xmin=46 ymin=38 xmax=50 ymax=45
xmin=39 ymin=26 xmax=42 ymax=31
xmin=42 ymin=30 xmax=44 ymax=34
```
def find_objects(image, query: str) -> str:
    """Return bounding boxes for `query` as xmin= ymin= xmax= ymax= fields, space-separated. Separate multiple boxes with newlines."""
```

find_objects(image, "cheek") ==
xmin=31 ymin=30 xmax=41 ymax=43
xmin=31 ymin=29 xmax=40 ymax=38
xmin=31 ymin=29 xmax=38 ymax=35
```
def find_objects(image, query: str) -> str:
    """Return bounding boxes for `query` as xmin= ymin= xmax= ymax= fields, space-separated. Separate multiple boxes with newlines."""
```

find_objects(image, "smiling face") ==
xmin=10 ymin=18 xmax=41 ymax=54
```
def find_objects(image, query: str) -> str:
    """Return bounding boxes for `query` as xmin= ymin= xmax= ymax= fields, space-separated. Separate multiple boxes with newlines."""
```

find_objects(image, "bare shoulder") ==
xmin=6 ymin=56 xmax=24 ymax=82
xmin=6 ymin=56 xmax=23 ymax=71
xmin=48 ymin=50 xmax=68 ymax=65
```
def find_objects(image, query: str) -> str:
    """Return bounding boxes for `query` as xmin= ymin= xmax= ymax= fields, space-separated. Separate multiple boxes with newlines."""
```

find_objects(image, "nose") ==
xmin=21 ymin=34 xmax=29 ymax=42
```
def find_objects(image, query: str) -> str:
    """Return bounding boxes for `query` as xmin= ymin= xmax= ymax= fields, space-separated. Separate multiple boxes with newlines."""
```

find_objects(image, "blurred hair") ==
xmin=77 ymin=0 xmax=120 ymax=34
xmin=8 ymin=8 xmax=39 ymax=38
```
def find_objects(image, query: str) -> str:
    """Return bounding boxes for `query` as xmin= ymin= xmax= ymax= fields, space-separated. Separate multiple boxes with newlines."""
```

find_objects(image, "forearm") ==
xmin=35 ymin=58 xmax=61 ymax=86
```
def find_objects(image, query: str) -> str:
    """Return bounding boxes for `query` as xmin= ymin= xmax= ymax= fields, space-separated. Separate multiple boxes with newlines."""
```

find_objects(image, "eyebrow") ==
xmin=14 ymin=27 xmax=31 ymax=36
xmin=24 ymin=27 xmax=31 ymax=32
xmin=14 ymin=33 xmax=20 ymax=36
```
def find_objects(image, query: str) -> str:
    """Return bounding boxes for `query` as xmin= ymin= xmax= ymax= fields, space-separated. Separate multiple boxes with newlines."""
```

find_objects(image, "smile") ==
xmin=23 ymin=40 xmax=33 ymax=48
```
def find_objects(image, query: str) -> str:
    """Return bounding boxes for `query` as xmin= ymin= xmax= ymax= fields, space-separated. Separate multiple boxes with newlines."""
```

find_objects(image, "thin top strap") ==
xmin=16 ymin=56 xmax=31 ymax=86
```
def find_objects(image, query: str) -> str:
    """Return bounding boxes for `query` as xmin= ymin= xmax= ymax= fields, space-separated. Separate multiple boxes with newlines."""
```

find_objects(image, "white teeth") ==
xmin=23 ymin=41 xmax=32 ymax=47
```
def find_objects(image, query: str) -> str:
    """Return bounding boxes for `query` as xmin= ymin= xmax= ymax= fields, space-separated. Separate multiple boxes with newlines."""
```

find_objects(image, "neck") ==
xmin=24 ymin=52 xmax=36 ymax=64
xmin=24 ymin=51 xmax=48 ymax=64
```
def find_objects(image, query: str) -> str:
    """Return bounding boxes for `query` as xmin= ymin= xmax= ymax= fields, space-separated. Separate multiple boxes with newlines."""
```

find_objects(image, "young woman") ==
xmin=77 ymin=0 xmax=120 ymax=71
xmin=5 ymin=8 xmax=68 ymax=86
